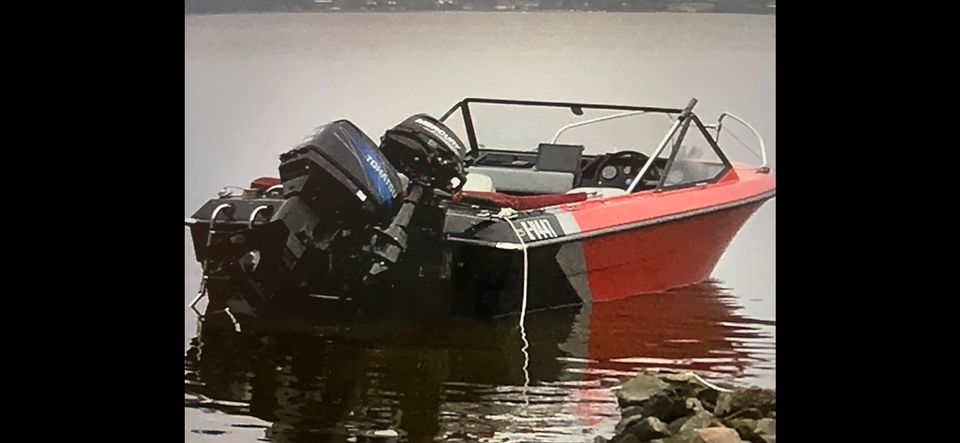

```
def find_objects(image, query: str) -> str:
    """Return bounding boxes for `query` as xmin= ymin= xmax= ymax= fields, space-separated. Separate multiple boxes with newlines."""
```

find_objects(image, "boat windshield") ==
xmin=440 ymin=99 xmax=684 ymax=157
xmin=441 ymin=98 xmax=734 ymax=193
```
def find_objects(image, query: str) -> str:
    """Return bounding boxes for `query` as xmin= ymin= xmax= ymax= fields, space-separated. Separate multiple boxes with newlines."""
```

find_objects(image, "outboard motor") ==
xmin=202 ymin=121 xmax=405 ymax=299
xmin=379 ymin=114 xmax=469 ymax=193
xmin=363 ymin=114 xmax=470 ymax=278
xmin=279 ymin=120 xmax=402 ymax=222
xmin=271 ymin=120 xmax=404 ymax=278
xmin=196 ymin=115 xmax=467 ymax=316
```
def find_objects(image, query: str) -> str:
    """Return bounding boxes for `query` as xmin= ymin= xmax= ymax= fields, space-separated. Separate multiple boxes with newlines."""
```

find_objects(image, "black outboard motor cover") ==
xmin=279 ymin=120 xmax=403 ymax=223
xmin=380 ymin=114 xmax=468 ymax=193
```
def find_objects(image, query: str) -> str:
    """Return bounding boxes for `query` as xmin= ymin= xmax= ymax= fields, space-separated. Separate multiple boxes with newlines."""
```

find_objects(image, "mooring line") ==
xmin=496 ymin=208 xmax=530 ymax=409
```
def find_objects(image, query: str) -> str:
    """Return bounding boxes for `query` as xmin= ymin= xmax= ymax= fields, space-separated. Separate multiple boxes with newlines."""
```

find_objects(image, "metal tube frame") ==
xmin=713 ymin=112 xmax=768 ymax=168
xmin=248 ymin=205 xmax=271 ymax=228
xmin=188 ymin=203 xmax=233 ymax=315
xmin=551 ymin=110 xmax=647 ymax=144
xmin=626 ymin=98 xmax=698 ymax=194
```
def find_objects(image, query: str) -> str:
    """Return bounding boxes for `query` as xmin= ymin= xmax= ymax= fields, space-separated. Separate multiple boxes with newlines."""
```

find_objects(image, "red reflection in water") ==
xmin=572 ymin=280 xmax=773 ymax=426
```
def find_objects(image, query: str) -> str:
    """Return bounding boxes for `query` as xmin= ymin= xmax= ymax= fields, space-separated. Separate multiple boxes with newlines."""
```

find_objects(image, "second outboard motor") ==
xmin=379 ymin=114 xmax=469 ymax=193
xmin=362 ymin=115 xmax=470 ymax=279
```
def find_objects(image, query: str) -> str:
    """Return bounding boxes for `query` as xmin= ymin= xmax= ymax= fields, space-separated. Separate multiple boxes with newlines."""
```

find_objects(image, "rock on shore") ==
xmin=601 ymin=370 xmax=775 ymax=443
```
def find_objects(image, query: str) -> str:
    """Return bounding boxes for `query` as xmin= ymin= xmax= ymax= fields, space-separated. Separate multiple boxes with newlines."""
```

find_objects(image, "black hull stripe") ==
xmin=445 ymin=189 xmax=776 ymax=250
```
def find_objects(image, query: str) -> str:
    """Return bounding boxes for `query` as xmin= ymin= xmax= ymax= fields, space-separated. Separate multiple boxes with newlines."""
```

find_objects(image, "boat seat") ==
xmin=466 ymin=166 xmax=575 ymax=194
xmin=567 ymin=187 xmax=628 ymax=198
xmin=461 ymin=172 xmax=496 ymax=192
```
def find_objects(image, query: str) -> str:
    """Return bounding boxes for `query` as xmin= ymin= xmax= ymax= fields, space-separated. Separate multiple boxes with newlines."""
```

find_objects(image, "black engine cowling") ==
xmin=248 ymin=120 xmax=408 ymax=284
xmin=379 ymin=114 xmax=469 ymax=193
xmin=279 ymin=120 xmax=404 ymax=224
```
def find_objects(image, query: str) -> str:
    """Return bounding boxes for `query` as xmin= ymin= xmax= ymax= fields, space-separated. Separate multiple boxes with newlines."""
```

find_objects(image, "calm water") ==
xmin=185 ymin=12 xmax=775 ymax=442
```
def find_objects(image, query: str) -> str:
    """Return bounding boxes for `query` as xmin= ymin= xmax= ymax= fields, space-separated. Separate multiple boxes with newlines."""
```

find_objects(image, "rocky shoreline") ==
xmin=600 ymin=370 xmax=775 ymax=443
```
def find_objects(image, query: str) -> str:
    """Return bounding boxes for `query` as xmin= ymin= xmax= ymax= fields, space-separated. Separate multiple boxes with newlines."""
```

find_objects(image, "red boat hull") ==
xmin=582 ymin=200 xmax=764 ymax=302
xmin=450 ymin=164 xmax=775 ymax=314
xmin=550 ymin=165 xmax=774 ymax=304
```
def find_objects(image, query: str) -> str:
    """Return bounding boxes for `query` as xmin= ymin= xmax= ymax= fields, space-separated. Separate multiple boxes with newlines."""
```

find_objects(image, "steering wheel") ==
xmin=591 ymin=150 xmax=662 ymax=189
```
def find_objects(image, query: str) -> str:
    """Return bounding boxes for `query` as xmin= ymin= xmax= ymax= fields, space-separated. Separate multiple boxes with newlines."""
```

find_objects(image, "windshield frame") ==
xmin=440 ymin=97 xmax=734 ymax=193
xmin=440 ymin=98 xmax=684 ymax=159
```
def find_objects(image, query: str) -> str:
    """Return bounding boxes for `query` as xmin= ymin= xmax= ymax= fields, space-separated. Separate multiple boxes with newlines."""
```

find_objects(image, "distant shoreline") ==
xmin=185 ymin=0 xmax=776 ymax=17
xmin=184 ymin=10 xmax=776 ymax=16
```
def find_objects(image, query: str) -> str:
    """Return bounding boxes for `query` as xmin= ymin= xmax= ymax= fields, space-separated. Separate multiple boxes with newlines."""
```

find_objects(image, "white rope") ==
xmin=217 ymin=185 xmax=249 ymax=198
xmin=691 ymin=372 xmax=733 ymax=392
xmin=223 ymin=307 xmax=242 ymax=333
xmin=497 ymin=210 xmax=529 ymax=330
xmin=494 ymin=208 xmax=530 ymax=408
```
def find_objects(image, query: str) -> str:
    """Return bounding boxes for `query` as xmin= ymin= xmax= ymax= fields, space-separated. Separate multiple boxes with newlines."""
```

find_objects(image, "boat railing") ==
xmin=551 ymin=110 xmax=648 ymax=144
xmin=707 ymin=113 xmax=769 ymax=169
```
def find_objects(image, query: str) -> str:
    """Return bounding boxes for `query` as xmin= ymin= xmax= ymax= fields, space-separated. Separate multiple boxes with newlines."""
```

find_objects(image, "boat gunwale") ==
xmin=444 ymin=188 xmax=776 ymax=250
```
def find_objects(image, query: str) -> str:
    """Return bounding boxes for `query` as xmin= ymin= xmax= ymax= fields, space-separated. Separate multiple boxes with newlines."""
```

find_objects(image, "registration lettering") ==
xmin=515 ymin=218 xmax=559 ymax=241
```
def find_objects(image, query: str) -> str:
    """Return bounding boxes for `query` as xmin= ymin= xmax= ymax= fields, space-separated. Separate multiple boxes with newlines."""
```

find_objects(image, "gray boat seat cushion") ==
xmin=466 ymin=166 xmax=575 ymax=194
xmin=462 ymin=172 xmax=496 ymax=192
xmin=567 ymin=187 xmax=628 ymax=198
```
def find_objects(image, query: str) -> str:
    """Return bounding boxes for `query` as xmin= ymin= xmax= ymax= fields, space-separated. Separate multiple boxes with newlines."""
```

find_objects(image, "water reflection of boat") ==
xmin=184 ymin=280 xmax=773 ymax=441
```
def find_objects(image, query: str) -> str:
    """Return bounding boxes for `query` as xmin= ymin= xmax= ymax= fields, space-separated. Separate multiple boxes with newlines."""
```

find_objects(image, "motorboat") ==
xmin=185 ymin=97 xmax=775 ymax=322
